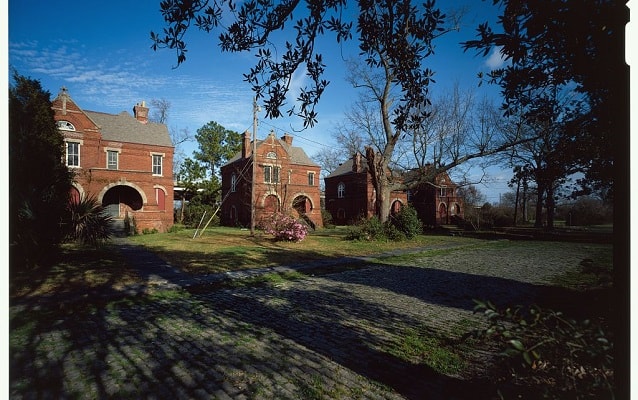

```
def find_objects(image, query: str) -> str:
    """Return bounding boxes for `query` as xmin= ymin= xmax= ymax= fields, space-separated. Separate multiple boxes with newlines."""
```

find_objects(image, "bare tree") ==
xmin=456 ymin=185 xmax=486 ymax=230
xmin=344 ymin=60 xmax=525 ymax=223
xmin=313 ymin=122 xmax=365 ymax=178
xmin=149 ymin=98 xmax=171 ymax=124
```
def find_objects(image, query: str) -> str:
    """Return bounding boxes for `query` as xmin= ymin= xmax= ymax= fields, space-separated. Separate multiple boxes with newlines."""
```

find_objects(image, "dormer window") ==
xmin=57 ymin=120 xmax=76 ymax=131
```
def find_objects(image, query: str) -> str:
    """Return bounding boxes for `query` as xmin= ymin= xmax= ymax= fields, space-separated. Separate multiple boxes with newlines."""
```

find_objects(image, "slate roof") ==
xmin=85 ymin=110 xmax=173 ymax=147
xmin=324 ymin=157 xmax=367 ymax=179
xmin=325 ymin=155 xmax=430 ymax=183
xmin=225 ymin=136 xmax=319 ymax=167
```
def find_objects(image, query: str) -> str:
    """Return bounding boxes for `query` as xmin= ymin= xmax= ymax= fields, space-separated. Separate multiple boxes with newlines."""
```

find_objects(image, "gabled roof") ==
xmin=85 ymin=110 xmax=173 ymax=147
xmin=225 ymin=135 xmax=319 ymax=167
xmin=325 ymin=157 xmax=367 ymax=179
xmin=326 ymin=154 xmax=458 ymax=187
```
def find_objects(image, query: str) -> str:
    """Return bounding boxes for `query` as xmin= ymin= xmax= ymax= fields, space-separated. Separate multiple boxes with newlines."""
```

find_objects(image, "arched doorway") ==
xmin=69 ymin=186 xmax=81 ymax=205
xmin=292 ymin=195 xmax=316 ymax=229
xmin=292 ymin=195 xmax=312 ymax=215
xmin=229 ymin=205 xmax=238 ymax=226
xmin=391 ymin=199 xmax=403 ymax=215
xmin=102 ymin=185 xmax=144 ymax=219
xmin=264 ymin=194 xmax=280 ymax=213
xmin=438 ymin=203 xmax=448 ymax=225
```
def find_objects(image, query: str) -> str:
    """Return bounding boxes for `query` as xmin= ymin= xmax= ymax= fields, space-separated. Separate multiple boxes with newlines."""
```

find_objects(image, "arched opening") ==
xmin=293 ymin=195 xmax=315 ymax=229
xmin=438 ymin=203 xmax=448 ymax=224
xmin=155 ymin=187 xmax=166 ymax=211
xmin=450 ymin=202 xmax=461 ymax=216
xmin=230 ymin=206 xmax=237 ymax=225
xmin=263 ymin=194 xmax=280 ymax=213
xmin=69 ymin=186 xmax=81 ymax=205
xmin=102 ymin=185 xmax=144 ymax=219
xmin=292 ymin=195 xmax=312 ymax=215
xmin=391 ymin=199 xmax=403 ymax=215
xmin=337 ymin=208 xmax=346 ymax=224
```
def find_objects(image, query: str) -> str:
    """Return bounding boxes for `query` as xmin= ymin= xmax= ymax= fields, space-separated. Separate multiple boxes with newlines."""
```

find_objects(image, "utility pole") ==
xmin=250 ymin=97 xmax=259 ymax=235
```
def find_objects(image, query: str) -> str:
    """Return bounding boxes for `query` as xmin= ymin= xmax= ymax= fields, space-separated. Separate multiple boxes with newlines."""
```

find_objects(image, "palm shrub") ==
xmin=260 ymin=213 xmax=308 ymax=242
xmin=64 ymin=196 xmax=113 ymax=246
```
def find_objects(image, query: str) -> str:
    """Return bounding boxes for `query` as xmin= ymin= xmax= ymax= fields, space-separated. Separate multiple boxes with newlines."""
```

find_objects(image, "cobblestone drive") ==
xmin=10 ymin=240 xmax=610 ymax=399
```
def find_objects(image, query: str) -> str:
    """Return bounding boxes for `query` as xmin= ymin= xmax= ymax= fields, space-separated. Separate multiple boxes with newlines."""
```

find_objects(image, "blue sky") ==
xmin=7 ymin=0 xmax=518 ymax=202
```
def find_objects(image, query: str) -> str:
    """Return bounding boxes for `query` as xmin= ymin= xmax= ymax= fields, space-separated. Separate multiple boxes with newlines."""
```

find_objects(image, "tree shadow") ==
xmin=10 ymin=272 xmax=499 ymax=399
xmin=194 ymin=281 xmax=499 ymax=399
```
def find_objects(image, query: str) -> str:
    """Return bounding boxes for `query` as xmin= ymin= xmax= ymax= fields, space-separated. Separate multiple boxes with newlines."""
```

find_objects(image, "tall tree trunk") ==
xmin=513 ymin=178 xmax=520 ymax=227
xmin=534 ymin=183 xmax=545 ymax=228
xmin=545 ymin=184 xmax=555 ymax=230
xmin=365 ymin=146 xmax=392 ymax=224
xmin=179 ymin=192 xmax=186 ymax=223
xmin=522 ymin=183 xmax=528 ymax=222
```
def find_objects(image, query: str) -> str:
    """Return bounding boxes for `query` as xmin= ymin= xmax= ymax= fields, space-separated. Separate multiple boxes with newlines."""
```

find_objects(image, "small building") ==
xmin=51 ymin=88 xmax=174 ymax=232
xmin=220 ymin=130 xmax=323 ymax=229
xmin=324 ymin=153 xmax=463 ymax=226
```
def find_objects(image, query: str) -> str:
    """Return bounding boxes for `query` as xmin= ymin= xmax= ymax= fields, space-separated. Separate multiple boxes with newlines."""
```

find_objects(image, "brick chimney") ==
xmin=242 ymin=130 xmax=251 ymax=159
xmin=281 ymin=132 xmax=293 ymax=146
xmin=352 ymin=152 xmax=361 ymax=173
xmin=133 ymin=101 xmax=149 ymax=124
xmin=58 ymin=87 xmax=69 ymax=115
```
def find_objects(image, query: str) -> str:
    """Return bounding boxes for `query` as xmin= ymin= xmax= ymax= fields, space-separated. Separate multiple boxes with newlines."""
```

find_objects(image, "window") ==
xmin=266 ymin=151 xmax=277 ymax=159
xmin=66 ymin=141 xmax=80 ymax=167
xmin=57 ymin=120 xmax=76 ymax=131
xmin=264 ymin=165 xmax=280 ymax=183
xmin=337 ymin=182 xmax=345 ymax=198
xmin=440 ymin=186 xmax=447 ymax=197
xmin=231 ymin=173 xmax=237 ymax=192
xmin=107 ymin=150 xmax=118 ymax=170
xmin=152 ymin=154 xmax=163 ymax=176
xmin=308 ymin=172 xmax=315 ymax=186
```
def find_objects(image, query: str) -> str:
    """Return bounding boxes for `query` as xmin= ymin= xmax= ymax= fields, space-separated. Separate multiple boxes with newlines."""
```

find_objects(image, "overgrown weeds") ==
xmin=471 ymin=300 xmax=614 ymax=399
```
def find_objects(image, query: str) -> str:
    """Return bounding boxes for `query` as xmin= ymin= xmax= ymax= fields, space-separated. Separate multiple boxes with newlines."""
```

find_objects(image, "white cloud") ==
xmin=485 ymin=46 xmax=506 ymax=70
xmin=286 ymin=67 xmax=308 ymax=104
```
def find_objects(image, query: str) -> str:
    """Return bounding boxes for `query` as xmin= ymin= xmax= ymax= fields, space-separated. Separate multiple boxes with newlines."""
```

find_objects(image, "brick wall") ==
xmin=53 ymin=91 xmax=174 ymax=233
xmin=221 ymin=133 xmax=322 ymax=229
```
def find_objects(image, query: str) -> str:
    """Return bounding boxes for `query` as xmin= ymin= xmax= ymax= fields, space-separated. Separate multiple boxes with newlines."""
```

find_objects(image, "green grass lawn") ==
xmin=126 ymin=226 xmax=481 ymax=274
xmin=11 ymin=225 xmax=613 ymax=299
xmin=10 ymin=243 xmax=140 ymax=298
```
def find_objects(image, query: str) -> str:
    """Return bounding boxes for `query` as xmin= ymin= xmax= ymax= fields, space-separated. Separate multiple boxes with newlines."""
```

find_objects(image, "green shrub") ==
xmin=346 ymin=216 xmax=385 ymax=241
xmin=181 ymin=203 xmax=217 ymax=228
xmin=471 ymin=300 xmax=614 ymax=399
xmin=562 ymin=197 xmax=613 ymax=226
xmin=321 ymin=209 xmax=335 ymax=229
xmin=167 ymin=224 xmax=185 ymax=233
xmin=388 ymin=205 xmax=423 ymax=239
xmin=142 ymin=228 xmax=159 ymax=235
xmin=383 ymin=222 xmax=406 ymax=241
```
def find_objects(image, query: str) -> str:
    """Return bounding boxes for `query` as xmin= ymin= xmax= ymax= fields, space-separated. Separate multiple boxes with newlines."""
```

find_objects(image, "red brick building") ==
xmin=324 ymin=153 xmax=463 ymax=226
xmin=220 ymin=130 xmax=322 ymax=229
xmin=52 ymin=88 xmax=174 ymax=233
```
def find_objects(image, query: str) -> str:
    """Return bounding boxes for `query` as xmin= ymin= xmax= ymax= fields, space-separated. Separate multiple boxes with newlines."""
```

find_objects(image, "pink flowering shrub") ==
xmin=261 ymin=213 xmax=308 ymax=242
